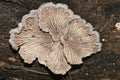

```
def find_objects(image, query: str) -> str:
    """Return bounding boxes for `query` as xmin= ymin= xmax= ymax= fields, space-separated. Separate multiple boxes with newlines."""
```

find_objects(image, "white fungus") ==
xmin=115 ymin=22 xmax=120 ymax=31
xmin=9 ymin=2 xmax=102 ymax=75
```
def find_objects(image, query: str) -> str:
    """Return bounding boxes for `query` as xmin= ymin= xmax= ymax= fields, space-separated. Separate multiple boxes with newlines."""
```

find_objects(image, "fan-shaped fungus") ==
xmin=115 ymin=22 xmax=120 ymax=31
xmin=9 ymin=2 xmax=102 ymax=75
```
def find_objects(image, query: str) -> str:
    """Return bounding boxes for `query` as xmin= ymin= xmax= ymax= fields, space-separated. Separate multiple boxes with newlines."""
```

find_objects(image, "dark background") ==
xmin=0 ymin=0 xmax=120 ymax=80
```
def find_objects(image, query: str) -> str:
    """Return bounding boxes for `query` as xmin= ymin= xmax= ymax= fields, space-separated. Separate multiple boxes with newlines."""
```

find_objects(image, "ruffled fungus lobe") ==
xmin=9 ymin=2 xmax=102 ymax=75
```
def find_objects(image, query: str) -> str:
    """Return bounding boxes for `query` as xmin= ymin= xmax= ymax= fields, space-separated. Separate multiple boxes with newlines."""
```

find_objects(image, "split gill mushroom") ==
xmin=9 ymin=2 xmax=102 ymax=75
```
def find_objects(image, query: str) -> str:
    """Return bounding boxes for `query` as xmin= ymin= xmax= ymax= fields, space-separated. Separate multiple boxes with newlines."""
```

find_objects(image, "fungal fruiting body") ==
xmin=9 ymin=2 xmax=102 ymax=75
xmin=115 ymin=22 xmax=120 ymax=31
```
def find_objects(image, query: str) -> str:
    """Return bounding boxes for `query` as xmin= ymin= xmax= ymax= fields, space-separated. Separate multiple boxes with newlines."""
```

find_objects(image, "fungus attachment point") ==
xmin=9 ymin=2 xmax=102 ymax=75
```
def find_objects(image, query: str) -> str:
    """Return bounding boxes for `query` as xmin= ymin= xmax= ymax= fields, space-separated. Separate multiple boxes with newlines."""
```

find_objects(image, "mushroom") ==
xmin=115 ymin=22 xmax=120 ymax=31
xmin=9 ymin=2 xmax=102 ymax=75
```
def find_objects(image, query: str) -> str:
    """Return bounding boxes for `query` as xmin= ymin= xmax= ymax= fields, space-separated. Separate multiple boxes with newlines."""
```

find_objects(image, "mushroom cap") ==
xmin=115 ymin=22 xmax=120 ymax=31
xmin=9 ymin=2 xmax=102 ymax=75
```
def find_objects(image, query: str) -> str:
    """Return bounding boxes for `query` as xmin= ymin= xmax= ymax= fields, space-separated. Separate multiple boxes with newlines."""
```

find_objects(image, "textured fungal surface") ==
xmin=9 ymin=2 xmax=102 ymax=75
